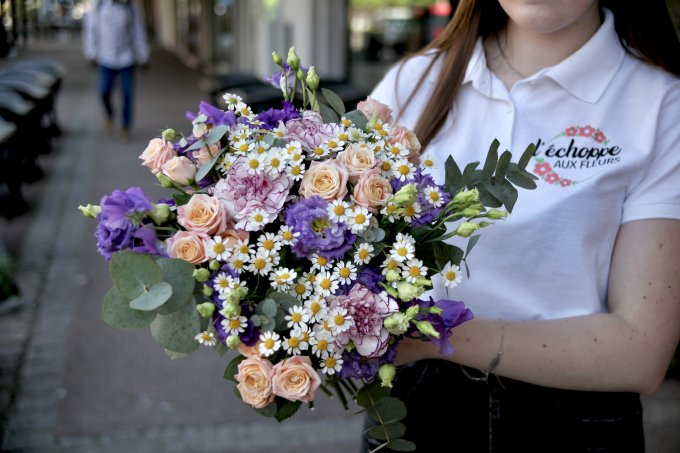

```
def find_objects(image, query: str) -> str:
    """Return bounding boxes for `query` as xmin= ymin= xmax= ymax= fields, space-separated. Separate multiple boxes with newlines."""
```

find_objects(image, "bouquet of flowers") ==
xmin=79 ymin=48 xmax=536 ymax=451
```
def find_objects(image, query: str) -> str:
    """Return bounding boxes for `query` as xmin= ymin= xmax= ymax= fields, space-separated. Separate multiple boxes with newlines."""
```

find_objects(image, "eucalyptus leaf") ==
xmin=485 ymin=179 xmax=519 ymax=213
xmin=186 ymin=139 xmax=207 ymax=152
xmin=495 ymin=150 xmax=512 ymax=182
xmin=224 ymin=355 xmax=247 ymax=383
xmin=319 ymin=103 xmax=340 ymax=124
xmin=344 ymin=109 xmax=369 ymax=129
xmin=268 ymin=292 xmax=298 ymax=310
xmin=465 ymin=234 xmax=481 ymax=257
xmin=195 ymin=151 xmax=223 ymax=182
xmin=129 ymin=281 xmax=173 ymax=311
xmin=260 ymin=298 xmax=278 ymax=318
xmin=444 ymin=155 xmax=465 ymax=195
xmin=205 ymin=125 xmax=228 ymax=145
xmin=321 ymin=88 xmax=346 ymax=114
xmin=434 ymin=242 xmax=464 ymax=268
xmin=150 ymin=298 xmax=200 ymax=353
xmin=102 ymin=287 xmax=156 ymax=329
xmin=519 ymin=142 xmax=537 ymax=170
xmin=110 ymin=251 xmax=162 ymax=300
xmin=463 ymin=163 xmax=482 ymax=187
xmin=368 ymin=397 xmax=407 ymax=422
xmin=275 ymin=399 xmax=302 ymax=422
xmin=368 ymin=422 xmax=406 ymax=441
xmin=506 ymin=165 xmax=538 ymax=190
xmin=356 ymin=379 xmax=392 ymax=408
xmin=157 ymin=258 xmax=197 ymax=314
xmin=477 ymin=185 xmax=503 ymax=209
xmin=386 ymin=439 xmax=416 ymax=451
xmin=481 ymin=139 xmax=500 ymax=178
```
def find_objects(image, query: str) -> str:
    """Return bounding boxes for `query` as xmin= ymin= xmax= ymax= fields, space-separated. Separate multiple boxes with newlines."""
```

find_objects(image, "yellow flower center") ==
xmin=404 ymin=206 xmax=416 ymax=217
xmin=239 ymin=244 xmax=249 ymax=254
xmin=257 ymin=147 xmax=267 ymax=154
xmin=288 ymin=337 xmax=300 ymax=348
xmin=264 ymin=338 xmax=275 ymax=349
xmin=325 ymin=357 xmax=337 ymax=368
xmin=390 ymin=146 xmax=401 ymax=156
xmin=424 ymin=159 xmax=433 ymax=167
xmin=270 ymin=157 xmax=280 ymax=167
xmin=213 ymin=243 xmax=226 ymax=254
xmin=310 ymin=302 xmax=320 ymax=314
xmin=339 ymin=133 xmax=349 ymax=141
xmin=240 ymin=107 xmax=250 ymax=116
xmin=327 ymin=140 xmax=338 ymax=148
xmin=302 ymin=332 xmax=310 ymax=342
xmin=373 ymin=123 xmax=383 ymax=131
xmin=229 ymin=319 xmax=241 ymax=329
xmin=239 ymin=143 xmax=249 ymax=152
xmin=387 ymin=260 xmax=398 ymax=270
xmin=354 ymin=213 xmax=366 ymax=224
xmin=249 ymin=159 xmax=260 ymax=169
xmin=294 ymin=283 xmax=307 ymax=295
xmin=334 ymin=314 xmax=345 ymax=326
xmin=398 ymin=164 xmax=410 ymax=175
xmin=317 ymin=339 xmax=328 ymax=350
xmin=339 ymin=268 xmax=351 ymax=278
xmin=429 ymin=191 xmax=440 ymax=201
xmin=291 ymin=166 xmax=301 ymax=176
xmin=254 ymin=258 xmax=266 ymax=270
xmin=446 ymin=271 xmax=457 ymax=281
xmin=341 ymin=119 xmax=351 ymax=127
xmin=219 ymin=280 xmax=229 ymax=288
xmin=232 ymin=259 xmax=244 ymax=269
xmin=291 ymin=312 xmax=302 ymax=323
xmin=409 ymin=267 xmax=421 ymax=278
xmin=320 ymin=279 xmax=332 ymax=290
xmin=201 ymin=333 xmax=212 ymax=341
xmin=313 ymin=147 xmax=324 ymax=156
xmin=317 ymin=256 xmax=328 ymax=267
xmin=263 ymin=239 xmax=275 ymax=250
xmin=381 ymin=161 xmax=392 ymax=171
xmin=359 ymin=249 xmax=369 ymax=260
xmin=333 ymin=205 xmax=346 ymax=216
xmin=282 ymin=231 xmax=294 ymax=241
xmin=253 ymin=213 xmax=264 ymax=223
xmin=397 ymin=248 xmax=408 ymax=257
xmin=386 ymin=205 xmax=397 ymax=213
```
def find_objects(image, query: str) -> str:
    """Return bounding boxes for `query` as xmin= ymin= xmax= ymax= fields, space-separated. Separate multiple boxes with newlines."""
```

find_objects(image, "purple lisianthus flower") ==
xmin=95 ymin=187 xmax=155 ymax=259
xmin=391 ymin=169 xmax=451 ymax=226
xmin=284 ymin=196 xmax=356 ymax=260
xmin=264 ymin=63 xmax=307 ymax=92
xmin=186 ymin=100 xmax=237 ymax=128
xmin=257 ymin=101 xmax=300 ymax=130
xmin=131 ymin=227 xmax=166 ymax=257
xmin=338 ymin=340 xmax=399 ymax=380
xmin=355 ymin=266 xmax=384 ymax=294
xmin=412 ymin=297 xmax=473 ymax=355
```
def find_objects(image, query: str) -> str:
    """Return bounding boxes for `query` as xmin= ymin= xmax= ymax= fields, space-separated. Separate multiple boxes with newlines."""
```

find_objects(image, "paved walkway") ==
xmin=0 ymin=34 xmax=678 ymax=453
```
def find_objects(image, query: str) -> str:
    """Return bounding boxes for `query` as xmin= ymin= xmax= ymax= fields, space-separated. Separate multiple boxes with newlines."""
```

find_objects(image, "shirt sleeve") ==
xmin=82 ymin=5 xmax=98 ymax=61
xmin=131 ymin=1 xmax=150 ymax=64
xmin=622 ymin=80 xmax=680 ymax=222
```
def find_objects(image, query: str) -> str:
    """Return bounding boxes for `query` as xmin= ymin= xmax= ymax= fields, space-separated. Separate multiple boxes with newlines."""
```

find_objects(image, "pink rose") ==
xmin=235 ymin=356 xmax=275 ymax=409
xmin=177 ymin=194 xmax=229 ymax=235
xmin=335 ymin=144 xmax=377 ymax=184
xmin=192 ymin=143 xmax=221 ymax=167
xmin=330 ymin=284 xmax=399 ymax=358
xmin=357 ymin=97 xmax=393 ymax=124
xmin=139 ymin=138 xmax=176 ymax=174
xmin=389 ymin=125 xmax=421 ymax=165
xmin=213 ymin=156 xmax=292 ymax=231
xmin=299 ymin=160 xmax=349 ymax=201
xmin=284 ymin=111 xmax=340 ymax=151
xmin=166 ymin=231 xmax=209 ymax=264
xmin=271 ymin=356 xmax=321 ymax=403
xmin=161 ymin=156 xmax=197 ymax=186
xmin=353 ymin=168 xmax=393 ymax=212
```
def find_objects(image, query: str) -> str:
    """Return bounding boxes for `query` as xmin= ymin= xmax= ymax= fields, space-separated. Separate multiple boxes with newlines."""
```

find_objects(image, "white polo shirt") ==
xmin=371 ymin=9 xmax=680 ymax=320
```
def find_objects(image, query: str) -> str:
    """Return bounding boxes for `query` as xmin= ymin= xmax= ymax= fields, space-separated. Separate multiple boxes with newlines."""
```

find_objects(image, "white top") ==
xmin=371 ymin=9 xmax=680 ymax=320
xmin=82 ymin=0 xmax=150 ymax=69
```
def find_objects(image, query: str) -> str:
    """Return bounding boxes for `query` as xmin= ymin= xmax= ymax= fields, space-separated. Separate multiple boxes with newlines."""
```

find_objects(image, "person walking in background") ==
xmin=82 ymin=0 xmax=149 ymax=141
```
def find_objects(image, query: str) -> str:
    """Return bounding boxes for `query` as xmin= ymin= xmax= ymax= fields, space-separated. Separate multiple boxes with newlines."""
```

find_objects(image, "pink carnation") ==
xmin=214 ymin=157 xmax=291 ymax=231
xmin=330 ymin=284 xmax=399 ymax=358
xmin=284 ymin=111 xmax=341 ymax=152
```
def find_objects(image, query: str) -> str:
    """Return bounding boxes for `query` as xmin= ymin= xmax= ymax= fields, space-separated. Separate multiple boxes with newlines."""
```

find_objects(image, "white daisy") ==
xmin=253 ymin=140 xmax=270 ymax=155
xmin=324 ymin=138 xmax=344 ymax=152
xmin=315 ymin=271 xmax=339 ymax=297
xmin=237 ymin=104 xmax=255 ymax=119
xmin=310 ymin=145 xmax=330 ymax=159
xmin=273 ymin=121 xmax=287 ymax=139
xmin=286 ymin=162 xmax=306 ymax=181
xmin=195 ymin=331 xmax=217 ymax=347
xmin=246 ymin=251 xmax=274 ymax=276
xmin=386 ymin=142 xmax=409 ymax=159
xmin=304 ymin=296 xmax=328 ymax=323
xmin=380 ymin=201 xmax=400 ymax=223
xmin=232 ymin=139 xmax=253 ymax=155
xmin=228 ymin=254 xmax=247 ymax=273
xmin=290 ymin=278 xmax=313 ymax=301
xmin=258 ymin=331 xmax=281 ymax=357
xmin=320 ymin=352 xmax=344 ymax=375
xmin=442 ymin=262 xmax=463 ymax=289
xmin=390 ymin=239 xmax=415 ymax=263
xmin=271 ymin=267 xmax=297 ymax=291
xmin=378 ymin=159 xmax=395 ymax=179
xmin=245 ymin=152 xmax=266 ymax=175
xmin=229 ymin=124 xmax=253 ymax=142
xmin=282 ymin=328 xmax=308 ymax=355
xmin=247 ymin=208 xmax=270 ymax=229
xmin=265 ymin=149 xmax=287 ymax=174
xmin=213 ymin=272 xmax=235 ymax=293
xmin=402 ymin=259 xmax=427 ymax=283
xmin=278 ymin=225 xmax=300 ymax=246
xmin=394 ymin=160 xmax=416 ymax=181
xmin=420 ymin=152 xmax=436 ymax=172
xmin=257 ymin=232 xmax=283 ymax=254
xmin=395 ymin=233 xmax=416 ymax=245
xmin=333 ymin=261 xmax=357 ymax=286
xmin=222 ymin=92 xmax=243 ymax=110
xmin=297 ymin=323 xmax=314 ymax=345
xmin=353 ymin=243 xmax=375 ymax=265
xmin=217 ymin=153 xmax=237 ymax=174
xmin=284 ymin=140 xmax=303 ymax=156
xmin=207 ymin=236 xmax=231 ymax=261
xmin=423 ymin=186 xmax=444 ymax=207
xmin=309 ymin=330 xmax=335 ymax=357
xmin=347 ymin=206 xmax=372 ymax=234
xmin=381 ymin=256 xmax=401 ymax=275
xmin=221 ymin=316 xmax=248 ymax=335
xmin=327 ymin=200 xmax=350 ymax=223
xmin=311 ymin=254 xmax=333 ymax=272
xmin=328 ymin=307 xmax=353 ymax=333
xmin=346 ymin=126 xmax=367 ymax=142
xmin=234 ymin=239 xmax=254 ymax=259
xmin=402 ymin=202 xmax=422 ymax=223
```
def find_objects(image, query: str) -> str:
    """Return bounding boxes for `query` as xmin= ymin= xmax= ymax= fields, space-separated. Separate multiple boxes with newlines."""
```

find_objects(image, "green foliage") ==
xmin=128 ymin=282 xmax=173 ymax=311
xmin=274 ymin=399 xmax=303 ymax=422
xmin=150 ymin=297 xmax=200 ymax=354
xmin=157 ymin=258 xmax=197 ymax=314
xmin=356 ymin=379 xmax=414 ymax=451
xmin=319 ymin=103 xmax=340 ymax=123
xmin=321 ymin=88 xmax=346 ymax=115
xmin=110 ymin=251 xmax=162 ymax=299
xmin=344 ymin=110 xmax=369 ymax=129
xmin=102 ymin=287 xmax=156 ymax=329
xmin=223 ymin=355 xmax=247 ymax=383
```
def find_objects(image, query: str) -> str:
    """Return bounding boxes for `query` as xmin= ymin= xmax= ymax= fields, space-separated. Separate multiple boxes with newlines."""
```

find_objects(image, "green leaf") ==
xmin=344 ymin=109 xmax=369 ymax=129
xmin=157 ymin=258 xmax=197 ymax=314
xmin=445 ymin=155 xmax=465 ymax=195
xmin=102 ymin=287 xmax=156 ymax=329
xmin=410 ymin=226 xmax=432 ymax=243
xmin=355 ymin=379 xmax=391 ymax=408
xmin=172 ymin=193 xmax=191 ymax=206
xmin=321 ymin=88 xmax=346 ymax=114
xmin=518 ymin=142 xmax=537 ymax=170
xmin=368 ymin=397 xmax=407 ymax=422
xmin=465 ymin=234 xmax=481 ymax=257
xmin=275 ymin=399 xmax=302 ymax=422
xmin=386 ymin=439 xmax=416 ymax=451
xmin=485 ymin=179 xmax=519 ymax=213
xmin=254 ymin=402 xmax=277 ymax=418
xmin=434 ymin=242 xmax=464 ymax=268
xmin=368 ymin=422 xmax=406 ymax=441
xmin=195 ymin=151 xmax=223 ymax=182
xmin=205 ymin=125 xmax=228 ymax=145
xmin=150 ymin=298 xmax=200 ymax=353
xmin=223 ymin=355 xmax=246 ymax=383
xmin=506 ymin=165 xmax=538 ymax=190
xmin=260 ymin=298 xmax=277 ymax=318
xmin=129 ymin=281 xmax=173 ymax=311
xmin=495 ymin=150 xmax=512 ymax=182
xmin=477 ymin=185 xmax=502 ymax=209
xmin=110 ymin=251 xmax=162 ymax=300
xmin=463 ymin=163 xmax=481 ymax=187
xmin=319 ymin=103 xmax=340 ymax=123
xmin=481 ymin=139 xmax=500 ymax=179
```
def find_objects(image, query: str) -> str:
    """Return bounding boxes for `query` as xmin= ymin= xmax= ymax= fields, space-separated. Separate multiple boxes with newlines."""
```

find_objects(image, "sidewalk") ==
xmin=0 ymin=36 xmax=361 ymax=453
xmin=0 ymin=35 xmax=678 ymax=453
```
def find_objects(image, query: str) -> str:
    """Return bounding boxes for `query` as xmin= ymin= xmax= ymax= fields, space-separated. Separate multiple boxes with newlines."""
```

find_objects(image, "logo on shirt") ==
xmin=531 ymin=124 xmax=621 ymax=187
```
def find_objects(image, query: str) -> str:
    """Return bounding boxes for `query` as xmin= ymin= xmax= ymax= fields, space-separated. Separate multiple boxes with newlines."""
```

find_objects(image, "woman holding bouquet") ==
xmin=368 ymin=0 xmax=680 ymax=451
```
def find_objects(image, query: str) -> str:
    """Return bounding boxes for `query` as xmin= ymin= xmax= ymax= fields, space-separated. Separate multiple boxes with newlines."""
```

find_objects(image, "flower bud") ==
xmin=405 ymin=305 xmax=420 ymax=319
xmin=460 ymin=207 xmax=481 ymax=217
xmin=209 ymin=260 xmax=221 ymax=271
xmin=487 ymin=209 xmax=507 ymax=219
xmin=396 ymin=281 xmax=424 ymax=302
xmin=296 ymin=68 xmax=306 ymax=81
xmin=148 ymin=203 xmax=171 ymax=225
xmin=193 ymin=268 xmax=210 ymax=282
xmin=202 ymin=285 xmax=213 ymax=297
xmin=429 ymin=306 xmax=443 ymax=315
xmin=382 ymin=283 xmax=399 ymax=299
xmin=414 ymin=320 xmax=440 ymax=338
xmin=391 ymin=184 xmax=417 ymax=207
xmin=156 ymin=172 xmax=174 ymax=188
xmin=287 ymin=46 xmax=300 ymax=69
xmin=78 ymin=204 xmax=101 ymax=218
xmin=226 ymin=334 xmax=241 ymax=349
xmin=385 ymin=269 xmax=401 ymax=283
xmin=161 ymin=128 xmax=176 ymax=141
xmin=379 ymin=364 xmax=396 ymax=388
xmin=272 ymin=51 xmax=283 ymax=65
xmin=414 ymin=277 xmax=431 ymax=287
xmin=306 ymin=66 xmax=319 ymax=90
xmin=479 ymin=221 xmax=493 ymax=228
xmin=196 ymin=302 xmax=215 ymax=318
xmin=383 ymin=313 xmax=410 ymax=335
xmin=456 ymin=221 xmax=480 ymax=238
xmin=193 ymin=122 xmax=208 ymax=138
xmin=220 ymin=302 xmax=241 ymax=319
xmin=452 ymin=188 xmax=479 ymax=207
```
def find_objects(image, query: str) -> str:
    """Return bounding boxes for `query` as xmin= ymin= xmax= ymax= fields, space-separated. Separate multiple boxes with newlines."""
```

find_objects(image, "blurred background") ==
xmin=0 ymin=0 xmax=678 ymax=452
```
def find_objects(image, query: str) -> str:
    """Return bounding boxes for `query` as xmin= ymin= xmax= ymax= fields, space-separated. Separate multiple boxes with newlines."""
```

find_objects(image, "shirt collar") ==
xmin=453 ymin=8 xmax=625 ymax=103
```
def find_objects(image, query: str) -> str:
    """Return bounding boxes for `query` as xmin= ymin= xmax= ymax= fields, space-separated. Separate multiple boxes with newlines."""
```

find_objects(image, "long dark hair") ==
xmin=401 ymin=0 xmax=680 ymax=151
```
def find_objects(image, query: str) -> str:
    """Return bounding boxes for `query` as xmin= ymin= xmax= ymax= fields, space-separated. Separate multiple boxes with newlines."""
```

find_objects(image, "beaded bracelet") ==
xmin=461 ymin=320 xmax=505 ymax=383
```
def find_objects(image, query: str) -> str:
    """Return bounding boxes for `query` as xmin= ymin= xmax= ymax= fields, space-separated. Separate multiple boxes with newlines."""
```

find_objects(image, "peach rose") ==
xmin=299 ymin=160 xmax=349 ymax=201
xmin=192 ymin=143 xmax=221 ymax=167
xmin=221 ymin=228 xmax=249 ymax=248
xmin=357 ymin=97 xmax=393 ymax=124
xmin=139 ymin=138 xmax=176 ymax=174
xmin=166 ymin=231 xmax=209 ymax=264
xmin=389 ymin=125 xmax=421 ymax=165
xmin=336 ymin=144 xmax=377 ymax=184
xmin=353 ymin=168 xmax=393 ymax=212
xmin=161 ymin=156 xmax=197 ymax=186
xmin=238 ymin=343 xmax=261 ymax=358
xmin=235 ymin=356 xmax=275 ymax=409
xmin=177 ymin=194 xmax=229 ymax=235
xmin=271 ymin=356 xmax=321 ymax=403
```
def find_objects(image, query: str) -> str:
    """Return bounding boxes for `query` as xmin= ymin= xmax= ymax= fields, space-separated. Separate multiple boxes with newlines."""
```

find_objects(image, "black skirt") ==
xmin=363 ymin=359 xmax=644 ymax=453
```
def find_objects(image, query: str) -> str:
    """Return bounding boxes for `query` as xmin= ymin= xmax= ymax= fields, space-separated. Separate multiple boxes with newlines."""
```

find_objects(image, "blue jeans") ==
xmin=99 ymin=65 xmax=135 ymax=130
